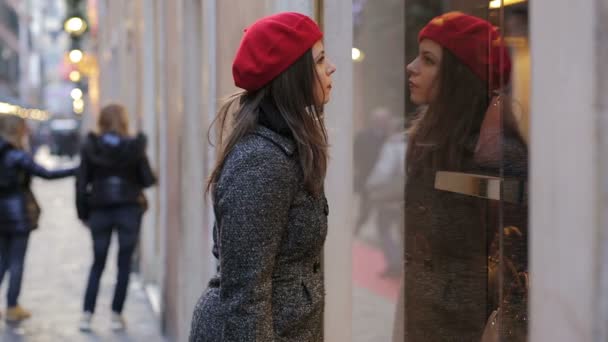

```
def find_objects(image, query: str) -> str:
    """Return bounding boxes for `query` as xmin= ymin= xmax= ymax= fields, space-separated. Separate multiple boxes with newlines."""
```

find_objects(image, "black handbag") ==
xmin=137 ymin=192 xmax=149 ymax=213
xmin=24 ymin=188 xmax=41 ymax=230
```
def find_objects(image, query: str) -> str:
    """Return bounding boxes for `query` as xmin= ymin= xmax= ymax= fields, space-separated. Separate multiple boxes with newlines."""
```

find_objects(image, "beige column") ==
xmin=175 ymin=0 xmax=214 ymax=340
xmin=322 ymin=0 xmax=354 ymax=341
xmin=529 ymin=0 xmax=603 ymax=341
xmin=201 ymin=0 xmax=218 ymax=281
xmin=598 ymin=1 xmax=608 ymax=340
xmin=159 ymin=0 xmax=185 ymax=339
xmin=135 ymin=0 xmax=164 ymax=317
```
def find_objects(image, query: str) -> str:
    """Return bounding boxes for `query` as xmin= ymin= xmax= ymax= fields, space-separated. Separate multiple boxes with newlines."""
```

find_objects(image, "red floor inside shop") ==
xmin=352 ymin=240 xmax=401 ymax=301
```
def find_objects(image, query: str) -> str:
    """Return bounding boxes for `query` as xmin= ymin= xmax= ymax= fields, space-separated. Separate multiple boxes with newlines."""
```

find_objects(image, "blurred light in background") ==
xmin=489 ymin=0 xmax=526 ymax=8
xmin=64 ymin=17 xmax=88 ymax=36
xmin=0 ymin=102 xmax=50 ymax=121
xmin=0 ymin=103 xmax=18 ymax=115
xmin=489 ymin=0 xmax=501 ymax=7
xmin=352 ymin=48 xmax=365 ymax=62
xmin=68 ymin=49 xmax=84 ymax=64
xmin=71 ymin=88 xmax=83 ymax=100
xmin=73 ymin=99 xmax=85 ymax=114
xmin=69 ymin=70 xmax=82 ymax=82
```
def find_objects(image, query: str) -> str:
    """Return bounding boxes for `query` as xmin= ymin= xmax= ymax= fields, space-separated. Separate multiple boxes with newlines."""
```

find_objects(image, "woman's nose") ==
xmin=327 ymin=59 xmax=336 ymax=75
xmin=406 ymin=59 xmax=418 ymax=76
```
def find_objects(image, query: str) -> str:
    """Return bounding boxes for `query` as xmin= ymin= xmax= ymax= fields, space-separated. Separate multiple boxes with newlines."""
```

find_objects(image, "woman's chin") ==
xmin=410 ymin=96 xmax=426 ymax=106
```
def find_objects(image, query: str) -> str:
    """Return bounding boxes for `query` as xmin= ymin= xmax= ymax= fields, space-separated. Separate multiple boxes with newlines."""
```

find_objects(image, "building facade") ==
xmin=90 ymin=0 xmax=608 ymax=341
xmin=0 ymin=0 xmax=22 ymax=101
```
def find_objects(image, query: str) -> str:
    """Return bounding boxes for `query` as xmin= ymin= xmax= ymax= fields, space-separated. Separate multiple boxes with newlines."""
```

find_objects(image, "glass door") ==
xmin=349 ymin=0 xmax=530 ymax=340
xmin=400 ymin=1 xmax=530 ymax=341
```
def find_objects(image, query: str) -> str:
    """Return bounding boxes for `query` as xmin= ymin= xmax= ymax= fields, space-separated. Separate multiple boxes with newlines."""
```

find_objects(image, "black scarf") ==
xmin=258 ymin=100 xmax=292 ymax=138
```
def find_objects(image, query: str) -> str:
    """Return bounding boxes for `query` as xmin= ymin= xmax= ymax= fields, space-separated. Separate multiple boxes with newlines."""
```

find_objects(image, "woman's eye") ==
xmin=317 ymin=56 xmax=325 ymax=64
xmin=423 ymin=56 xmax=434 ymax=65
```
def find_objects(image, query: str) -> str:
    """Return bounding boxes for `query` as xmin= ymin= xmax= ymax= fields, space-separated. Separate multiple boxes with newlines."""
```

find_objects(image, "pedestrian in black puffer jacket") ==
xmin=0 ymin=115 xmax=75 ymax=322
xmin=76 ymin=104 xmax=156 ymax=332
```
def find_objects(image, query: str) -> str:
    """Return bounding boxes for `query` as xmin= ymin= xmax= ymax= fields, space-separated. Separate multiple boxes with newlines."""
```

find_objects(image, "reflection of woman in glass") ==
xmin=403 ymin=12 xmax=528 ymax=340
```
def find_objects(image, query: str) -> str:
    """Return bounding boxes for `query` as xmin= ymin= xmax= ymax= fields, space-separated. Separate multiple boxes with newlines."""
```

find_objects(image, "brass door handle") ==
xmin=434 ymin=171 xmax=527 ymax=204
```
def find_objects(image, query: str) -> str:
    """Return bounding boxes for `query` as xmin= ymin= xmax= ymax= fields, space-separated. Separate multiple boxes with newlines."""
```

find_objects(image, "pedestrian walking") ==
xmin=0 ymin=114 xmax=76 ymax=322
xmin=365 ymin=125 xmax=406 ymax=278
xmin=353 ymin=107 xmax=392 ymax=236
xmin=76 ymin=104 xmax=156 ymax=332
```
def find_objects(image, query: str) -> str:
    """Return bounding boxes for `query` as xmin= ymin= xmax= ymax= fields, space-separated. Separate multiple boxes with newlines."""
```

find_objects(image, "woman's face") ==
xmin=312 ymin=40 xmax=336 ymax=106
xmin=406 ymin=39 xmax=442 ymax=105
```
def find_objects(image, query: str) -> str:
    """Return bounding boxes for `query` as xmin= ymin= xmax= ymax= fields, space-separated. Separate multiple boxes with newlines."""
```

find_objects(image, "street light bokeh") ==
xmin=489 ymin=0 xmax=526 ymax=8
xmin=68 ymin=49 xmax=83 ymax=63
xmin=71 ymin=88 xmax=83 ymax=100
xmin=352 ymin=47 xmax=365 ymax=62
xmin=73 ymin=98 xmax=84 ymax=114
xmin=69 ymin=70 xmax=82 ymax=82
xmin=64 ymin=17 xmax=88 ymax=36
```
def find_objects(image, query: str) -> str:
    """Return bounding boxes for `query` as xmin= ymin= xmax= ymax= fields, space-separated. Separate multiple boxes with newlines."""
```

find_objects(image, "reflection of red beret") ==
xmin=419 ymin=12 xmax=511 ymax=90
xmin=233 ymin=12 xmax=323 ymax=91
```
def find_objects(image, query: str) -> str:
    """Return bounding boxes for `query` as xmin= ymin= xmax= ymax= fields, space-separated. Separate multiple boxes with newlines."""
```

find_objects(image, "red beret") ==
xmin=232 ymin=12 xmax=323 ymax=91
xmin=419 ymin=12 xmax=511 ymax=90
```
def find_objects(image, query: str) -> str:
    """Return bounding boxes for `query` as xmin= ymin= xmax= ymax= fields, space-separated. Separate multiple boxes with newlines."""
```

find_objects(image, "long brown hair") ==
xmin=407 ymin=48 xmax=524 ymax=173
xmin=98 ymin=104 xmax=129 ymax=136
xmin=0 ymin=115 xmax=26 ymax=150
xmin=207 ymin=48 xmax=328 ymax=196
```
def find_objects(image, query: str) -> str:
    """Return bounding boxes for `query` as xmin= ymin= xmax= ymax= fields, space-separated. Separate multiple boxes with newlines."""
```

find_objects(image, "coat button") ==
xmin=313 ymin=262 xmax=321 ymax=273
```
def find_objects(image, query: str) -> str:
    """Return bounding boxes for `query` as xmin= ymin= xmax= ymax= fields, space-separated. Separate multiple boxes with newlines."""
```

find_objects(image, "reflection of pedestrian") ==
xmin=353 ymin=107 xmax=391 ymax=235
xmin=0 ymin=115 xmax=75 ymax=322
xmin=76 ymin=104 xmax=156 ymax=332
xmin=189 ymin=12 xmax=335 ymax=342
xmin=366 ymin=131 xmax=406 ymax=277
xmin=402 ymin=12 xmax=528 ymax=341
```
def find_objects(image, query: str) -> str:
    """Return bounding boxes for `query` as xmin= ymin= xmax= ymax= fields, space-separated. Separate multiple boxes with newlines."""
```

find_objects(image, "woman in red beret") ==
xmin=401 ymin=12 xmax=528 ymax=341
xmin=189 ymin=12 xmax=335 ymax=342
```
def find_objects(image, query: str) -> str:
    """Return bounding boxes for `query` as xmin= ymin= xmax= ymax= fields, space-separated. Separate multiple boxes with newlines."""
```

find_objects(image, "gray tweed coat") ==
xmin=190 ymin=125 xmax=329 ymax=342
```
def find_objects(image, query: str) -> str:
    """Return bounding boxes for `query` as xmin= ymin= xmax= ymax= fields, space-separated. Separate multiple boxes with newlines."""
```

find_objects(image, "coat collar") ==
xmin=253 ymin=126 xmax=296 ymax=156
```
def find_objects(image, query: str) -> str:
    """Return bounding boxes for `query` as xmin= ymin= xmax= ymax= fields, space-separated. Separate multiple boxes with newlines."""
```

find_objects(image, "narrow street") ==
xmin=0 ymin=151 xmax=165 ymax=341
